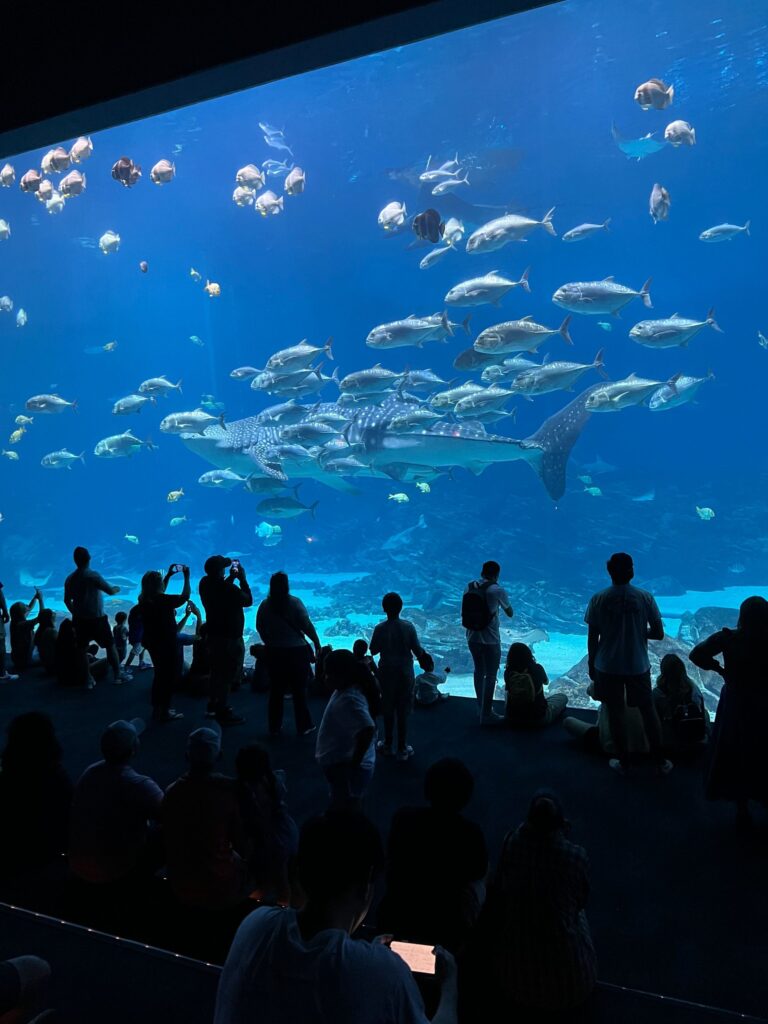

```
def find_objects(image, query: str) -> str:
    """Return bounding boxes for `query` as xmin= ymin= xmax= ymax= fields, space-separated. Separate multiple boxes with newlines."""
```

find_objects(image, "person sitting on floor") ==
xmin=315 ymin=650 xmax=378 ymax=811
xmin=563 ymin=681 xmax=651 ymax=760
xmin=414 ymin=655 xmax=450 ymax=707
xmin=377 ymin=758 xmax=488 ymax=954
xmin=466 ymin=789 xmax=597 ymax=1018
xmin=235 ymin=743 xmax=298 ymax=906
xmin=0 ymin=712 xmax=73 ymax=877
xmin=9 ymin=589 xmax=45 ymax=673
xmin=214 ymin=810 xmax=459 ymax=1024
xmin=653 ymin=653 xmax=710 ymax=752
xmin=163 ymin=726 xmax=250 ymax=910
xmin=503 ymin=642 xmax=567 ymax=727
xmin=68 ymin=719 xmax=163 ymax=884
xmin=33 ymin=608 xmax=58 ymax=674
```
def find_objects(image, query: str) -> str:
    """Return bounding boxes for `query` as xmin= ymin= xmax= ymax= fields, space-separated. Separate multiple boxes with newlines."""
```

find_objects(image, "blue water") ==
xmin=1 ymin=0 xmax=766 ymax=700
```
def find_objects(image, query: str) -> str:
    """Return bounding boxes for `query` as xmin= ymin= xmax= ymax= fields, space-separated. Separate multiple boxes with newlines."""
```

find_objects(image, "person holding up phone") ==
xmin=138 ymin=564 xmax=191 ymax=722
xmin=199 ymin=555 xmax=253 ymax=726
xmin=214 ymin=810 xmax=459 ymax=1024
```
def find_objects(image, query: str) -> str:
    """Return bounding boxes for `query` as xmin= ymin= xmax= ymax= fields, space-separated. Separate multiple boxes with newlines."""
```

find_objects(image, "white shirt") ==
xmin=464 ymin=580 xmax=511 ymax=646
xmin=584 ymin=584 xmax=662 ymax=675
xmin=214 ymin=907 xmax=429 ymax=1024
xmin=315 ymin=689 xmax=376 ymax=770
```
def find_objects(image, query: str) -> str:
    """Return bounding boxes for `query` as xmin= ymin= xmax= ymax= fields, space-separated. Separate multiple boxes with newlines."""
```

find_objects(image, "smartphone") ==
xmin=231 ymin=559 xmax=241 ymax=571
xmin=172 ymin=563 xmax=185 ymax=574
xmin=390 ymin=941 xmax=436 ymax=975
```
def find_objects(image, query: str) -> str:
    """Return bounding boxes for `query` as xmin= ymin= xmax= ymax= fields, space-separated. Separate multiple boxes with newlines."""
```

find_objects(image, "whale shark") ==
xmin=181 ymin=386 xmax=600 ymax=501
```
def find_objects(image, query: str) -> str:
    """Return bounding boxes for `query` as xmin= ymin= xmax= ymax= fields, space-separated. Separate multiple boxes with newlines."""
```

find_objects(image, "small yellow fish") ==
xmin=388 ymin=492 xmax=410 ymax=504
xmin=124 ymin=533 xmax=140 ymax=544
xmin=696 ymin=506 xmax=716 ymax=521
xmin=9 ymin=428 xmax=25 ymax=444
xmin=1 ymin=450 xmax=19 ymax=461
xmin=204 ymin=280 xmax=221 ymax=298
xmin=190 ymin=267 xmax=202 ymax=282
xmin=170 ymin=516 xmax=187 ymax=527
xmin=103 ymin=341 xmax=118 ymax=352
xmin=167 ymin=488 xmax=184 ymax=503
xmin=416 ymin=482 xmax=431 ymax=494
xmin=584 ymin=486 xmax=602 ymax=497
xmin=14 ymin=415 xmax=33 ymax=426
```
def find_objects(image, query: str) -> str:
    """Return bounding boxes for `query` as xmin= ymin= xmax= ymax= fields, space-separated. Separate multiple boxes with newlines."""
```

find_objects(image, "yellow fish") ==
xmin=124 ymin=534 xmax=139 ymax=544
xmin=388 ymin=492 xmax=410 ymax=504
xmin=190 ymin=267 xmax=202 ymax=282
xmin=1 ymin=450 xmax=19 ymax=460
xmin=167 ymin=488 xmax=184 ymax=503
xmin=204 ymin=280 xmax=221 ymax=298
xmin=416 ymin=482 xmax=431 ymax=494
xmin=9 ymin=428 xmax=25 ymax=444
xmin=170 ymin=516 xmax=187 ymax=527
xmin=15 ymin=415 xmax=33 ymax=426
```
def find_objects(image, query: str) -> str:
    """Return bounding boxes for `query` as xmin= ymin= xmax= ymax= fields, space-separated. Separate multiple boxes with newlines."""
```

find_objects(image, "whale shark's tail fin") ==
xmin=523 ymin=385 xmax=600 ymax=501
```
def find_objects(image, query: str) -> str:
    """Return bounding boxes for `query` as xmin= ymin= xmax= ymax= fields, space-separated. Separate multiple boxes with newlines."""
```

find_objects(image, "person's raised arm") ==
xmin=187 ymin=601 xmax=203 ymax=636
xmin=647 ymin=597 xmax=664 ymax=641
xmin=234 ymin=565 xmax=253 ymax=607
xmin=179 ymin=566 xmax=191 ymax=604
xmin=690 ymin=631 xmax=726 ymax=676
xmin=429 ymin=947 xmax=459 ymax=1024
xmin=97 ymin=572 xmax=120 ymax=597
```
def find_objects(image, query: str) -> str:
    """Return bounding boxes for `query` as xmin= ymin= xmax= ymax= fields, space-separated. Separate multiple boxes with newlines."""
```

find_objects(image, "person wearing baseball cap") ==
xmin=69 ymin=718 xmax=164 ymax=884
xmin=199 ymin=555 xmax=252 ymax=726
xmin=163 ymin=724 xmax=249 ymax=909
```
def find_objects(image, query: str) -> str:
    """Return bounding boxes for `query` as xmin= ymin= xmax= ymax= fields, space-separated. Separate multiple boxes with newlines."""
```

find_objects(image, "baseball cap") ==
xmin=204 ymin=554 xmax=232 ymax=575
xmin=101 ymin=718 xmax=145 ymax=762
xmin=187 ymin=724 xmax=222 ymax=767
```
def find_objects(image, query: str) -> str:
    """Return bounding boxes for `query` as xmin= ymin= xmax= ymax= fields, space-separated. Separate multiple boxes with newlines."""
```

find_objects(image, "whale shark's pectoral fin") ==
xmin=246 ymin=450 xmax=288 ymax=481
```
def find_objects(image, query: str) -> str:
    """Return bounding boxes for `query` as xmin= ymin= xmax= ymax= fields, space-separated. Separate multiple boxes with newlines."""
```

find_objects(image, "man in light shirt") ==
xmin=585 ymin=552 xmax=671 ymax=775
xmin=463 ymin=561 xmax=513 ymax=725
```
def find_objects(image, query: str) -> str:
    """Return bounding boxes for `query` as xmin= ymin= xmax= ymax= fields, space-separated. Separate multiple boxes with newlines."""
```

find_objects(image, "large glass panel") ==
xmin=1 ymin=0 xmax=765 ymax=709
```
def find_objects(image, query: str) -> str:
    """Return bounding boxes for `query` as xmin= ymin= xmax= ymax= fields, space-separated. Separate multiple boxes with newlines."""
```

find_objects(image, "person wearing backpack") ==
xmin=652 ymin=653 xmax=710 ymax=752
xmin=503 ymin=643 xmax=567 ymax=727
xmin=462 ymin=561 xmax=513 ymax=725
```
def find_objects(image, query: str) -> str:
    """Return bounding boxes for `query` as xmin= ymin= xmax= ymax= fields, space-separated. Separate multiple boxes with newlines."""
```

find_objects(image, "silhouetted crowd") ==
xmin=0 ymin=547 xmax=767 ymax=1023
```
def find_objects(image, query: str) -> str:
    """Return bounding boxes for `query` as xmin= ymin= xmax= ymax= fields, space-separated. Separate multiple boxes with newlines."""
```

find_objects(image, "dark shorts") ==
xmin=593 ymin=670 xmax=652 ymax=708
xmin=73 ymin=615 xmax=114 ymax=651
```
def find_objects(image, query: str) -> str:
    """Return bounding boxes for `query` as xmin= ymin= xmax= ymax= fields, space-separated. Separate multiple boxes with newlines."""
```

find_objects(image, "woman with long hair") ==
xmin=139 ymin=564 xmax=190 ymax=722
xmin=690 ymin=596 xmax=768 ymax=829
xmin=256 ymin=572 xmax=321 ymax=736
xmin=653 ymin=653 xmax=710 ymax=751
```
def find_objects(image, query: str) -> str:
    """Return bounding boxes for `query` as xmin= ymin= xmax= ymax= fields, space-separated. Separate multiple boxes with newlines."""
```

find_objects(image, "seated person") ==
xmin=0 ymin=712 xmax=73 ymax=876
xmin=163 ymin=727 xmax=249 ymax=910
xmin=377 ymin=758 xmax=488 ymax=953
xmin=9 ymin=590 xmax=45 ymax=673
xmin=176 ymin=600 xmax=203 ymax=682
xmin=503 ymin=643 xmax=567 ymax=727
xmin=55 ymin=619 xmax=109 ymax=687
xmin=235 ymin=743 xmax=298 ymax=905
xmin=653 ymin=653 xmax=710 ymax=751
xmin=563 ymin=682 xmax=650 ymax=757
xmin=69 ymin=719 xmax=163 ymax=884
xmin=465 ymin=790 xmax=597 ymax=1016
xmin=214 ymin=810 xmax=458 ymax=1024
xmin=352 ymin=638 xmax=378 ymax=678
xmin=187 ymin=620 xmax=211 ymax=691
xmin=414 ymin=655 xmax=450 ymax=707
xmin=0 ymin=956 xmax=50 ymax=1023
xmin=34 ymin=609 xmax=58 ymax=674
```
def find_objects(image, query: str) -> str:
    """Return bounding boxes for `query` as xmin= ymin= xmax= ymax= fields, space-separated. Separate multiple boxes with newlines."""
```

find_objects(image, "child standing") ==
xmin=124 ymin=604 xmax=149 ymax=671
xmin=113 ymin=611 xmax=130 ymax=673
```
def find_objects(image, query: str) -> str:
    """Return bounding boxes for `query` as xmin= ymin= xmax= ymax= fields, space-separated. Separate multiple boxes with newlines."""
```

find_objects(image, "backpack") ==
xmin=505 ymin=670 xmax=536 ymax=711
xmin=671 ymin=698 xmax=706 ymax=743
xmin=462 ymin=581 xmax=493 ymax=631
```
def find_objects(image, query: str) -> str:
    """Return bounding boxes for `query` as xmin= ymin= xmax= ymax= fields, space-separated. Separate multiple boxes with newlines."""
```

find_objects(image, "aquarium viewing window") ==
xmin=0 ymin=0 xmax=766 ymax=710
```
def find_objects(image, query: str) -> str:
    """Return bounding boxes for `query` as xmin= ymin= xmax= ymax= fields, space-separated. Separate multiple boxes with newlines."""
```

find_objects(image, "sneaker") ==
xmin=301 ymin=725 xmax=317 ymax=737
xmin=377 ymin=740 xmax=394 ymax=756
xmin=657 ymin=759 xmax=674 ymax=776
xmin=153 ymin=709 xmax=184 ymax=723
xmin=609 ymin=758 xmax=629 ymax=776
xmin=480 ymin=711 xmax=504 ymax=726
xmin=205 ymin=702 xmax=218 ymax=719
xmin=0 ymin=672 xmax=19 ymax=682
xmin=120 ymin=670 xmax=133 ymax=681
xmin=86 ymin=678 xmax=96 ymax=690
xmin=217 ymin=710 xmax=246 ymax=726
xmin=396 ymin=745 xmax=414 ymax=762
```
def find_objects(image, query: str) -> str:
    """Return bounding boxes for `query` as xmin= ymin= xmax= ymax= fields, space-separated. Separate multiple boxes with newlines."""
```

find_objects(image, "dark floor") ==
xmin=1 ymin=669 xmax=766 ymax=1018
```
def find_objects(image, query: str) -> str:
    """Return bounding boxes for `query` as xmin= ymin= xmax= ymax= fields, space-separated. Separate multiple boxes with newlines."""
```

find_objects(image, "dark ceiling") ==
xmin=0 ymin=0 xmax=549 ymax=157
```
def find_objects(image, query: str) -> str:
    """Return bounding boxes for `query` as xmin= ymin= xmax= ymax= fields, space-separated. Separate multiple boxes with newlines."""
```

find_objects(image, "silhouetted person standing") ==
xmin=463 ymin=561 xmax=513 ymax=725
xmin=139 ymin=566 xmax=190 ymax=723
xmin=585 ymin=552 xmax=670 ymax=775
xmin=690 ymin=595 xmax=768 ymax=830
xmin=200 ymin=556 xmax=252 ymax=726
xmin=64 ymin=546 xmax=126 ymax=687
xmin=256 ymin=572 xmax=319 ymax=737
